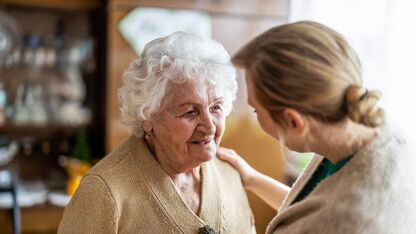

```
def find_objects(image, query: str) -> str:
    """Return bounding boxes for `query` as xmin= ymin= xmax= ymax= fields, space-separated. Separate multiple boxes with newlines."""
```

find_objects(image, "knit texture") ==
xmin=58 ymin=136 xmax=255 ymax=234
xmin=267 ymin=123 xmax=416 ymax=234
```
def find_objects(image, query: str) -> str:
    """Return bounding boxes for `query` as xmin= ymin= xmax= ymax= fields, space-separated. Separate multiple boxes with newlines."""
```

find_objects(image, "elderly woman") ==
xmin=58 ymin=32 xmax=255 ymax=233
xmin=218 ymin=21 xmax=416 ymax=233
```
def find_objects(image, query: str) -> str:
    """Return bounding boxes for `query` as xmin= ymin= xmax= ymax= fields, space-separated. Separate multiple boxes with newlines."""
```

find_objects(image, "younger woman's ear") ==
xmin=142 ymin=121 xmax=152 ymax=133
xmin=281 ymin=109 xmax=305 ymax=135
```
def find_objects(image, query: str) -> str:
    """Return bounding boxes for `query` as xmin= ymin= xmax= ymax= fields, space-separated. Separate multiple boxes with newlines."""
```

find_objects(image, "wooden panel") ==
xmin=0 ymin=0 xmax=99 ymax=10
xmin=212 ymin=15 xmax=286 ymax=54
xmin=106 ymin=10 xmax=136 ymax=152
xmin=221 ymin=117 xmax=286 ymax=233
xmin=0 ymin=204 xmax=64 ymax=234
xmin=109 ymin=0 xmax=289 ymax=18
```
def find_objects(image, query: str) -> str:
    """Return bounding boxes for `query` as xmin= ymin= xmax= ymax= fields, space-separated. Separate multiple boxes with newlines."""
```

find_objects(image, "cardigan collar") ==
xmin=278 ymin=154 xmax=323 ymax=212
xmin=126 ymin=136 xmax=222 ymax=233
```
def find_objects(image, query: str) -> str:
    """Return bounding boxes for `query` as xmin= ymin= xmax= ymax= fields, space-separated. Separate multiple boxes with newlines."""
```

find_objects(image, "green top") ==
xmin=291 ymin=155 xmax=353 ymax=205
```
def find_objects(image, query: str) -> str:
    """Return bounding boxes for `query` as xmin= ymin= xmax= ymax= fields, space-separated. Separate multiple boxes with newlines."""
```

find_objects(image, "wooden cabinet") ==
xmin=0 ymin=1 xmax=107 ymax=157
xmin=0 ymin=1 xmax=106 ymax=233
xmin=106 ymin=1 xmax=289 ymax=233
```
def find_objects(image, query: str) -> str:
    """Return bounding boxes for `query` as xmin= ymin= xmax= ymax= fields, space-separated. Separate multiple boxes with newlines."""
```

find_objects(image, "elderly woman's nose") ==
xmin=197 ymin=112 xmax=216 ymax=135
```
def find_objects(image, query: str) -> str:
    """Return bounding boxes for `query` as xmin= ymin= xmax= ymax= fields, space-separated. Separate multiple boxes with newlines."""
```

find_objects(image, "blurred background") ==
xmin=0 ymin=0 xmax=415 ymax=233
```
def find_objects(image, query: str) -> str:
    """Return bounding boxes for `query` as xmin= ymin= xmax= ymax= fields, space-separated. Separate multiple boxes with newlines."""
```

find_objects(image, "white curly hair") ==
xmin=118 ymin=31 xmax=237 ymax=137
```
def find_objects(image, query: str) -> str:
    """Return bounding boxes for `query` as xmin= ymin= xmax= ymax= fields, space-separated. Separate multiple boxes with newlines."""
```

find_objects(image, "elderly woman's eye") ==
xmin=183 ymin=109 xmax=198 ymax=117
xmin=211 ymin=104 xmax=223 ymax=112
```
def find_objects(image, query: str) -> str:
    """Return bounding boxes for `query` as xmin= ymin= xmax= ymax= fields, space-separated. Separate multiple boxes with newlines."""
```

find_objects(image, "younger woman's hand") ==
xmin=217 ymin=147 xmax=258 ymax=189
xmin=218 ymin=147 xmax=290 ymax=210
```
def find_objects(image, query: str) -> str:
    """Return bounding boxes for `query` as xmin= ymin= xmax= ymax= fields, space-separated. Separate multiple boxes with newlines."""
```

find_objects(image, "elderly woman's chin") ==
xmin=188 ymin=140 xmax=218 ymax=163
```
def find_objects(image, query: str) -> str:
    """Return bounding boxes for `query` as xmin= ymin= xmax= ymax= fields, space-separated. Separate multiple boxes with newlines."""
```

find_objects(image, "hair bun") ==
xmin=345 ymin=85 xmax=385 ymax=127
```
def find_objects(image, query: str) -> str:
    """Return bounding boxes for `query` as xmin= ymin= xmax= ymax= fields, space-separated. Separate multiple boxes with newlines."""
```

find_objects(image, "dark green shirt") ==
xmin=292 ymin=155 xmax=353 ymax=205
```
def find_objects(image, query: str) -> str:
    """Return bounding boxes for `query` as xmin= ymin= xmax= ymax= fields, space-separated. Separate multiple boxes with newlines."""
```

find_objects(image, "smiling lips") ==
xmin=189 ymin=139 xmax=212 ymax=146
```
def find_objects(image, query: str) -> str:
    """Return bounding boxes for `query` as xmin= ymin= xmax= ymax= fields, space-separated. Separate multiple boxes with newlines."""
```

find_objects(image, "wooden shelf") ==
xmin=0 ymin=0 xmax=100 ymax=10
xmin=109 ymin=0 xmax=289 ymax=19
xmin=0 ymin=124 xmax=88 ymax=139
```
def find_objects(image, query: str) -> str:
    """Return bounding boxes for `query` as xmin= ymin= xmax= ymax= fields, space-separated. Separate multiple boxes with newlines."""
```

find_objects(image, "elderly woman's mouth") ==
xmin=189 ymin=139 xmax=212 ymax=145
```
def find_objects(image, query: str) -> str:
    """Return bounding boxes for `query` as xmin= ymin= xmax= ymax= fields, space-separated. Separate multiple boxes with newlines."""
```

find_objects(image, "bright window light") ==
xmin=290 ymin=0 xmax=416 ymax=131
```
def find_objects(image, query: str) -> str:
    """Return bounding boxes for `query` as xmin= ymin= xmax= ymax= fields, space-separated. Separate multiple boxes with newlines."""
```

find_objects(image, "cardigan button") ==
xmin=198 ymin=225 xmax=217 ymax=234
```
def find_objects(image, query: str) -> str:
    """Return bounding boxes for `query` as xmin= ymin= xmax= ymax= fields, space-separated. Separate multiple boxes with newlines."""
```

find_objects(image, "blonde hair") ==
xmin=233 ymin=21 xmax=385 ymax=128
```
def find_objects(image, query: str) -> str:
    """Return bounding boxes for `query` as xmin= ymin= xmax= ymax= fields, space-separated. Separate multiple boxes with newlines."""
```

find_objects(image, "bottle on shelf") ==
xmin=0 ymin=82 xmax=7 ymax=126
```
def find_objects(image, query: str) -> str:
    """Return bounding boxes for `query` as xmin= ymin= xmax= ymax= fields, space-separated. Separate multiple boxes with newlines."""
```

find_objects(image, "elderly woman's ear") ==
xmin=143 ymin=121 xmax=152 ymax=133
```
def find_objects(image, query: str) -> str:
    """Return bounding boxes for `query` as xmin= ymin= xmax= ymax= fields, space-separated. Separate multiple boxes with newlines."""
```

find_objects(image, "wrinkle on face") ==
xmin=149 ymin=79 xmax=226 ymax=174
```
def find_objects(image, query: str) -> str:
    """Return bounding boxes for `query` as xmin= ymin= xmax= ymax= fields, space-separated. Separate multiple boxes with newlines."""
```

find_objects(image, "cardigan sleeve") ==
xmin=58 ymin=174 xmax=119 ymax=234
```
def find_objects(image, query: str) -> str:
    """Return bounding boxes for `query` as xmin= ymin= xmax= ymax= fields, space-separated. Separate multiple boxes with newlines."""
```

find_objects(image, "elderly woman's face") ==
xmin=148 ymin=80 xmax=226 ymax=172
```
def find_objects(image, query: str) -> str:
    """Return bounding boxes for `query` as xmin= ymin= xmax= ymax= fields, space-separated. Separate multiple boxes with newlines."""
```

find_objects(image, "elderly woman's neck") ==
xmin=169 ymin=166 xmax=201 ymax=183
xmin=148 ymin=142 xmax=203 ymax=214
xmin=309 ymin=119 xmax=378 ymax=164
xmin=144 ymin=136 xmax=202 ymax=178
xmin=157 ymin=157 xmax=202 ymax=180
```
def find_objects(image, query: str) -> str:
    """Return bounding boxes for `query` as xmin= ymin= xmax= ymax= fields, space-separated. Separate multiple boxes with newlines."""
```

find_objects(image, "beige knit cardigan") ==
xmin=58 ymin=136 xmax=255 ymax=234
xmin=267 ymin=123 xmax=416 ymax=234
